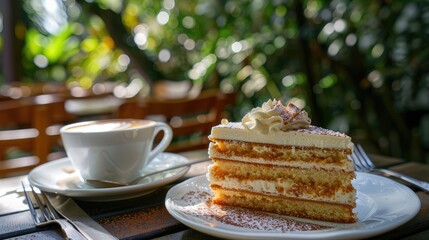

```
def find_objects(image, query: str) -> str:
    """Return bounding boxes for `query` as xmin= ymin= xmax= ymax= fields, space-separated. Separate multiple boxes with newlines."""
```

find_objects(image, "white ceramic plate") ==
xmin=29 ymin=152 xmax=189 ymax=202
xmin=165 ymin=173 xmax=421 ymax=240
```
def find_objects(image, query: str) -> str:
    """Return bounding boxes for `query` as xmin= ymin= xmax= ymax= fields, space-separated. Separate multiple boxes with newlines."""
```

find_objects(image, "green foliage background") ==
xmin=1 ymin=0 xmax=429 ymax=162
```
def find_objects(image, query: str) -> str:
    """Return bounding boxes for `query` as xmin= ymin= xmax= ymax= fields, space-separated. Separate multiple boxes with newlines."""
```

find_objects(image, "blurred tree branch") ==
xmin=294 ymin=0 xmax=324 ymax=126
xmin=76 ymin=0 xmax=163 ymax=85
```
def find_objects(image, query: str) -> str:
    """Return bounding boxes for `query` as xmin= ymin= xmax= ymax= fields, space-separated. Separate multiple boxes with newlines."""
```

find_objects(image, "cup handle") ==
xmin=148 ymin=122 xmax=173 ymax=162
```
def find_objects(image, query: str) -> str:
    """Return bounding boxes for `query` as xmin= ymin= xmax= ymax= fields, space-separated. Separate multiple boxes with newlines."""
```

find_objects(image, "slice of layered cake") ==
xmin=207 ymin=99 xmax=357 ymax=223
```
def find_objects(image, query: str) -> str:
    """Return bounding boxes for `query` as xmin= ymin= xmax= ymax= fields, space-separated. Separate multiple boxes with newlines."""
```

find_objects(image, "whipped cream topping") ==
xmin=241 ymin=99 xmax=311 ymax=134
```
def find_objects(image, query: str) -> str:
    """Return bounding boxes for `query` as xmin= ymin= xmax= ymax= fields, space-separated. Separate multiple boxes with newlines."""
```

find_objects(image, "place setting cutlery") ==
xmin=21 ymin=182 xmax=86 ymax=240
xmin=351 ymin=144 xmax=429 ymax=192
xmin=22 ymin=180 xmax=119 ymax=240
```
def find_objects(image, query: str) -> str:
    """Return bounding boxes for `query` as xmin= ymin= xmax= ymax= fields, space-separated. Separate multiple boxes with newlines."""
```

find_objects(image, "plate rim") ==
xmin=28 ymin=152 xmax=190 ymax=198
xmin=165 ymin=173 xmax=421 ymax=240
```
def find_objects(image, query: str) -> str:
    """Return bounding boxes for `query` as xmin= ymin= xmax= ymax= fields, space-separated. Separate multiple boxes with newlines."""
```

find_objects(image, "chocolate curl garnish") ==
xmin=275 ymin=101 xmax=311 ymax=130
xmin=274 ymin=102 xmax=299 ymax=123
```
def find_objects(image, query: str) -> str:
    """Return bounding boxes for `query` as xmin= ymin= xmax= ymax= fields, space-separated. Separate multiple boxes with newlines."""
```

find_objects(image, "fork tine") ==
xmin=21 ymin=181 xmax=41 ymax=224
xmin=354 ymin=147 xmax=368 ymax=169
xmin=29 ymin=184 xmax=50 ymax=222
xmin=350 ymin=150 xmax=362 ymax=171
xmin=351 ymin=146 xmax=367 ymax=171
xmin=40 ymin=190 xmax=61 ymax=219
xmin=355 ymin=144 xmax=376 ymax=169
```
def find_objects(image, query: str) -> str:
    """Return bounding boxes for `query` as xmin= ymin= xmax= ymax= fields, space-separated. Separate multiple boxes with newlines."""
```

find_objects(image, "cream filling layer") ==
xmin=210 ymin=122 xmax=353 ymax=150
xmin=207 ymin=168 xmax=356 ymax=205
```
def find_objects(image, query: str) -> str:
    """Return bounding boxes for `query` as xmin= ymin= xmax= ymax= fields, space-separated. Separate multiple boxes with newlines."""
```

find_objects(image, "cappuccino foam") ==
xmin=65 ymin=121 xmax=149 ymax=133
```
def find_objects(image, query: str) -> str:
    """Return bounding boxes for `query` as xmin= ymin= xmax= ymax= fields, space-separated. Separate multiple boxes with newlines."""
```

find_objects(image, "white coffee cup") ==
xmin=60 ymin=119 xmax=173 ymax=185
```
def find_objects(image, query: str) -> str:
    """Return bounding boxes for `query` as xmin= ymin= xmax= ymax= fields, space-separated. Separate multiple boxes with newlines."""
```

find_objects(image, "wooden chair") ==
xmin=0 ymin=94 xmax=77 ymax=177
xmin=0 ymin=82 xmax=122 ymax=121
xmin=116 ymin=90 xmax=236 ymax=153
xmin=0 ymin=82 xmax=68 ymax=100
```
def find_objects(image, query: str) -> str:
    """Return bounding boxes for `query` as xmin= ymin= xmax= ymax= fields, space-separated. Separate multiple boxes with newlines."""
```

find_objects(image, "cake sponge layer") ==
xmin=208 ymin=159 xmax=356 ymax=204
xmin=211 ymin=185 xmax=357 ymax=223
xmin=209 ymin=140 xmax=353 ymax=171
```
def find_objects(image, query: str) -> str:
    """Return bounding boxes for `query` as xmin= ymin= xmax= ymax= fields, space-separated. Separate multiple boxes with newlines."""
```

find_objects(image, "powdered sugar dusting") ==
xmin=176 ymin=190 xmax=333 ymax=232
xmin=297 ymin=125 xmax=349 ymax=138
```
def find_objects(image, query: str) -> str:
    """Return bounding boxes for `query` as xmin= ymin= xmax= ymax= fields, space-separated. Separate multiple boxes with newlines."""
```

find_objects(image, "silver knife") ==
xmin=45 ymin=193 xmax=118 ymax=240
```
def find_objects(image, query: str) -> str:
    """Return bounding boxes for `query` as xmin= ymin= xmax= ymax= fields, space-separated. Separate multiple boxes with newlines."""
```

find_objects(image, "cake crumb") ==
xmin=221 ymin=119 xmax=229 ymax=125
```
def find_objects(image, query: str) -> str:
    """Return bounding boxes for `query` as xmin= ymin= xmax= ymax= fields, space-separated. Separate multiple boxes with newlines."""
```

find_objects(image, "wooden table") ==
xmin=0 ymin=150 xmax=428 ymax=240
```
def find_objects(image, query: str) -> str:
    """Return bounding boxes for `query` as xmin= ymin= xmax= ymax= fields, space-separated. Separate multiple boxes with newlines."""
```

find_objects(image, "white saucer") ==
xmin=165 ymin=173 xmax=421 ymax=240
xmin=28 ymin=152 xmax=190 ymax=202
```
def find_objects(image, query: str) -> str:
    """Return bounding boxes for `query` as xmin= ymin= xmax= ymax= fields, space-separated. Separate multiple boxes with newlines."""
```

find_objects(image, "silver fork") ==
xmin=351 ymin=144 xmax=429 ymax=193
xmin=21 ymin=182 xmax=87 ymax=240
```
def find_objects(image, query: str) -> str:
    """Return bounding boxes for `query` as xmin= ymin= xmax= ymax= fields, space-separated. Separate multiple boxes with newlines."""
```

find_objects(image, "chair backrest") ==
xmin=116 ymin=90 xmax=236 ymax=152
xmin=0 ymin=82 xmax=67 ymax=100
xmin=0 ymin=95 xmax=77 ymax=177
